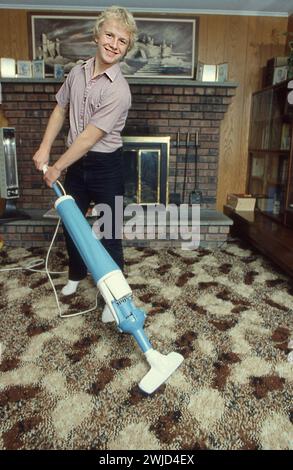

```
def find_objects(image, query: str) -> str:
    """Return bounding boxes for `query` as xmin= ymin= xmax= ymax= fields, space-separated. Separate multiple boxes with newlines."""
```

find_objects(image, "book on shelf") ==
xmin=270 ymin=119 xmax=282 ymax=149
xmin=261 ymin=127 xmax=270 ymax=149
xmin=267 ymin=157 xmax=279 ymax=182
xmin=251 ymin=157 xmax=265 ymax=177
xmin=278 ymin=158 xmax=289 ymax=184
xmin=280 ymin=123 xmax=291 ymax=150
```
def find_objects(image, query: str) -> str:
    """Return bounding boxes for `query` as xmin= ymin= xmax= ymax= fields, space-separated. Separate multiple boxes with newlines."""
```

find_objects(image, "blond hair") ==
xmin=93 ymin=6 xmax=137 ymax=51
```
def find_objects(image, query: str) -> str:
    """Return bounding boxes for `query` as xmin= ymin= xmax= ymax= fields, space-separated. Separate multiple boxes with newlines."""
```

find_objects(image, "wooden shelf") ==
xmin=249 ymin=149 xmax=290 ymax=154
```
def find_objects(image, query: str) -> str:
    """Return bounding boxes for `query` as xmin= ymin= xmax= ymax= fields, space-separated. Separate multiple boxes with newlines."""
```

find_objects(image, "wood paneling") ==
xmin=219 ymin=15 xmax=249 ymax=209
xmin=196 ymin=13 xmax=287 ymax=210
xmin=0 ymin=9 xmax=29 ymax=59
xmin=0 ymin=9 xmax=288 ymax=211
xmin=286 ymin=13 xmax=293 ymax=53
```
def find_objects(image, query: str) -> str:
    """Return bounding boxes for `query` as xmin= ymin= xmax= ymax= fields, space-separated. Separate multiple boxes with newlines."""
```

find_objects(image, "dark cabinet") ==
xmin=224 ymin=80 xmax=293 ymax=277
xmin=247 ymin=80 xmax=293 ymax=226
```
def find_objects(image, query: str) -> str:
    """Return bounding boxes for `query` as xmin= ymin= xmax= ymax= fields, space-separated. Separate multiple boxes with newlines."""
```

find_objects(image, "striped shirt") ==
xmin=56 ymin=57 xmax=131 ymax=153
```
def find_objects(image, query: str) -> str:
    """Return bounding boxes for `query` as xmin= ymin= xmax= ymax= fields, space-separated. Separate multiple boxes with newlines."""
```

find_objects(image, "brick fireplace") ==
xmin=0 ymin=78 xmax=236 ymax=247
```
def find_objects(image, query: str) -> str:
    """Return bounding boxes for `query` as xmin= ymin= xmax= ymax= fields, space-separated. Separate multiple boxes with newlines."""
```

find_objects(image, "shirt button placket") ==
xmin=83 ymin=81 xmax=93 ymax=131
xmin=79 ymin=90 xmax=87 ymax=132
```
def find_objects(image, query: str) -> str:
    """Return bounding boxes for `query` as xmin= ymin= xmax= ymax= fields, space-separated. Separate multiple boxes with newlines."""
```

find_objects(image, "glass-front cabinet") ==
xmin=247 ymin=80 xmax=293 ymax=226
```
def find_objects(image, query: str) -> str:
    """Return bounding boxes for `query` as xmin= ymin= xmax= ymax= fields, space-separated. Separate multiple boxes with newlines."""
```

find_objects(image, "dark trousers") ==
xmin=63 ymin=148 xmax=124 ymax=281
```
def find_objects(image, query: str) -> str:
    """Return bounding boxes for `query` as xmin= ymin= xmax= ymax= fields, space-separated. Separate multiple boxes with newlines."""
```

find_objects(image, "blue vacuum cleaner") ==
xmin=45 ymin=168 xmax=183 ymax=394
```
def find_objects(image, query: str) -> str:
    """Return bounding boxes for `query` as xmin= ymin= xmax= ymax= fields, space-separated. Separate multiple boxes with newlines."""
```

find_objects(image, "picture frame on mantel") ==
xmin=17 ymin=60 xmax=32 ymax=78
xmin=29 ymin=13 xmax=197 ymax=79
xmin=32 ymin=59 xmax=45 ymax=79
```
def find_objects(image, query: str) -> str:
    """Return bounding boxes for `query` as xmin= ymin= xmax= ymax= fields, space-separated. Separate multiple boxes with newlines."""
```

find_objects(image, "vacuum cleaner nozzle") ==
xmin=140 ymin=349 xmax=184 ymax=394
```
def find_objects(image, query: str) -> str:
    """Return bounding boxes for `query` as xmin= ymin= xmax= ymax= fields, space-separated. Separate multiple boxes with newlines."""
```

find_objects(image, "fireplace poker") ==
xmin=171 ymin=131 xmax=181 ymax=205
xmin=182 ymin=131 xmax=190 ymax=203
xmin=189 ymin=131 xmax=202 ymax=205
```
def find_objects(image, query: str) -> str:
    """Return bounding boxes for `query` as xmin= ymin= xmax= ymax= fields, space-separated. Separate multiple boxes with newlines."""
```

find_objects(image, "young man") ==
xmin=33 ymin=7 xmax=137 ymax=320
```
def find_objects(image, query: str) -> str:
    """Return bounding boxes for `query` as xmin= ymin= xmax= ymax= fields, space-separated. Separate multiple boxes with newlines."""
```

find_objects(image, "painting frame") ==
xmin=17 ymin=60 xmax=32 ymax=78
xmin=54 ymin=63 xmax=65 ymax=80
xmin=28 ymin=12 xmax=198 ymax=79
xmin=216 ymin=63 xmax=228 ymax=82
xmin=29 ymin=13 xmax=98 ymax=77
xmin=123 ymin=16 xmax=197 ymax=79
xmin=32 ymin=59 xmax=45 ymax=79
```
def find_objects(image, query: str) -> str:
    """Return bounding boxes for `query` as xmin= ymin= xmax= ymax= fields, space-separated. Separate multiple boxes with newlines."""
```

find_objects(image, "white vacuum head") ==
xmin=139 ymin=349 xmax=184 ymax=394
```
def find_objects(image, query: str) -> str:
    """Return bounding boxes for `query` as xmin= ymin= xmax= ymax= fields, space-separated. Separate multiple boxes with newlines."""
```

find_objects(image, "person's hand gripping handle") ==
xmin=42 ymin=164 xmax=63 ymax=197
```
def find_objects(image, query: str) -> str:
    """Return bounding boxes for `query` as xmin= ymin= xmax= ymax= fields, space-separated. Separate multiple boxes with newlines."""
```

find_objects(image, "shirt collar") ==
xmin=82 ymin=58 xmax=121 ymax=82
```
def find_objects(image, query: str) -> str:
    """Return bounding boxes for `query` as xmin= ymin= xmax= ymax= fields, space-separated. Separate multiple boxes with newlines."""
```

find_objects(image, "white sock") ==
xmin=61 ymin=280 xmax=79 ymax=296
xmin=101 ymin=304 xmax=115 ymax=323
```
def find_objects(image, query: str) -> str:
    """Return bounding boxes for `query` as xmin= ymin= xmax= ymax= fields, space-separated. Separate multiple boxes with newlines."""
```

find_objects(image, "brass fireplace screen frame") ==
xmin=122 ymin=136 xmax=170 ymax=205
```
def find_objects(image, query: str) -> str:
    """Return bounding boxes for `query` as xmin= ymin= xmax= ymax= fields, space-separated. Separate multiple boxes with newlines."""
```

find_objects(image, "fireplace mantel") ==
xmin=0 ymin=77 xmax=238 ymax=89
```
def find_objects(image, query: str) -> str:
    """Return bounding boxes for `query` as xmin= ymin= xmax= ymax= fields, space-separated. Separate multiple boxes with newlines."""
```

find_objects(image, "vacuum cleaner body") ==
xmin=53 ymin=186 xmax=183 ymax=393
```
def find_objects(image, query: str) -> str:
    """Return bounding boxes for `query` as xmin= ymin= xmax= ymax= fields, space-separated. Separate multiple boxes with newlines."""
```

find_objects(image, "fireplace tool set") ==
xmin=171 ymin=131 xmax=201 ymax=205
xmin=42 ymin=166 xmax=183 ymax=394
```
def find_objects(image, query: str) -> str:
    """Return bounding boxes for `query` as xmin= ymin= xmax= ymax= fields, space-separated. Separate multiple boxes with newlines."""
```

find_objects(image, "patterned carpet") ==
xmin=0 ymin=241 xmax=292 ymax=450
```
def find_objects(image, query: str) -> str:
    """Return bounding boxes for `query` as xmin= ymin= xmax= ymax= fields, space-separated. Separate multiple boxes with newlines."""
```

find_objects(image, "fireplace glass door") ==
xmin=139 ymin=149 xmax=160 ymax=204
xmin=122 ymin=136 xmax=169 ymax=205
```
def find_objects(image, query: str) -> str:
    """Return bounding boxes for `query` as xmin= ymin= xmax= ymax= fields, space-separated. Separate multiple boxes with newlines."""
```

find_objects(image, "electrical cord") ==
xmin=44 ymin=216 xmax=99 ymax=319
xmin=0 ymin=177 xmax=99 ymax=319
xmin=54 ymin=178 xmax=66 ymax=197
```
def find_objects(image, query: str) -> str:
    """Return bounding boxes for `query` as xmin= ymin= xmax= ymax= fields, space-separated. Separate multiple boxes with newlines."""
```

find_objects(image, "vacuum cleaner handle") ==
xmin=42 ymin=165 xmax=64 ymax=198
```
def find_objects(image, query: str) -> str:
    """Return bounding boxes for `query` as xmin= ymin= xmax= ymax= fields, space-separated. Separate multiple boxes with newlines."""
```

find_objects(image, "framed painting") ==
xmin=30 ymin=14 xmax=97 ymax=76
xmin=29 ymin=13 xmax=197 ymax=79
xmin=122 ymin=17 xmax=197 ymax=79
xmin=17 ymin=60 xmax=32 ymax=78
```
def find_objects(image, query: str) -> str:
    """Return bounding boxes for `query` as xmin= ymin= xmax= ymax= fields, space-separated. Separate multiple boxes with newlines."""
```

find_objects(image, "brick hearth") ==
xmin=0 ymin=208 xmax=232 ymax=249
